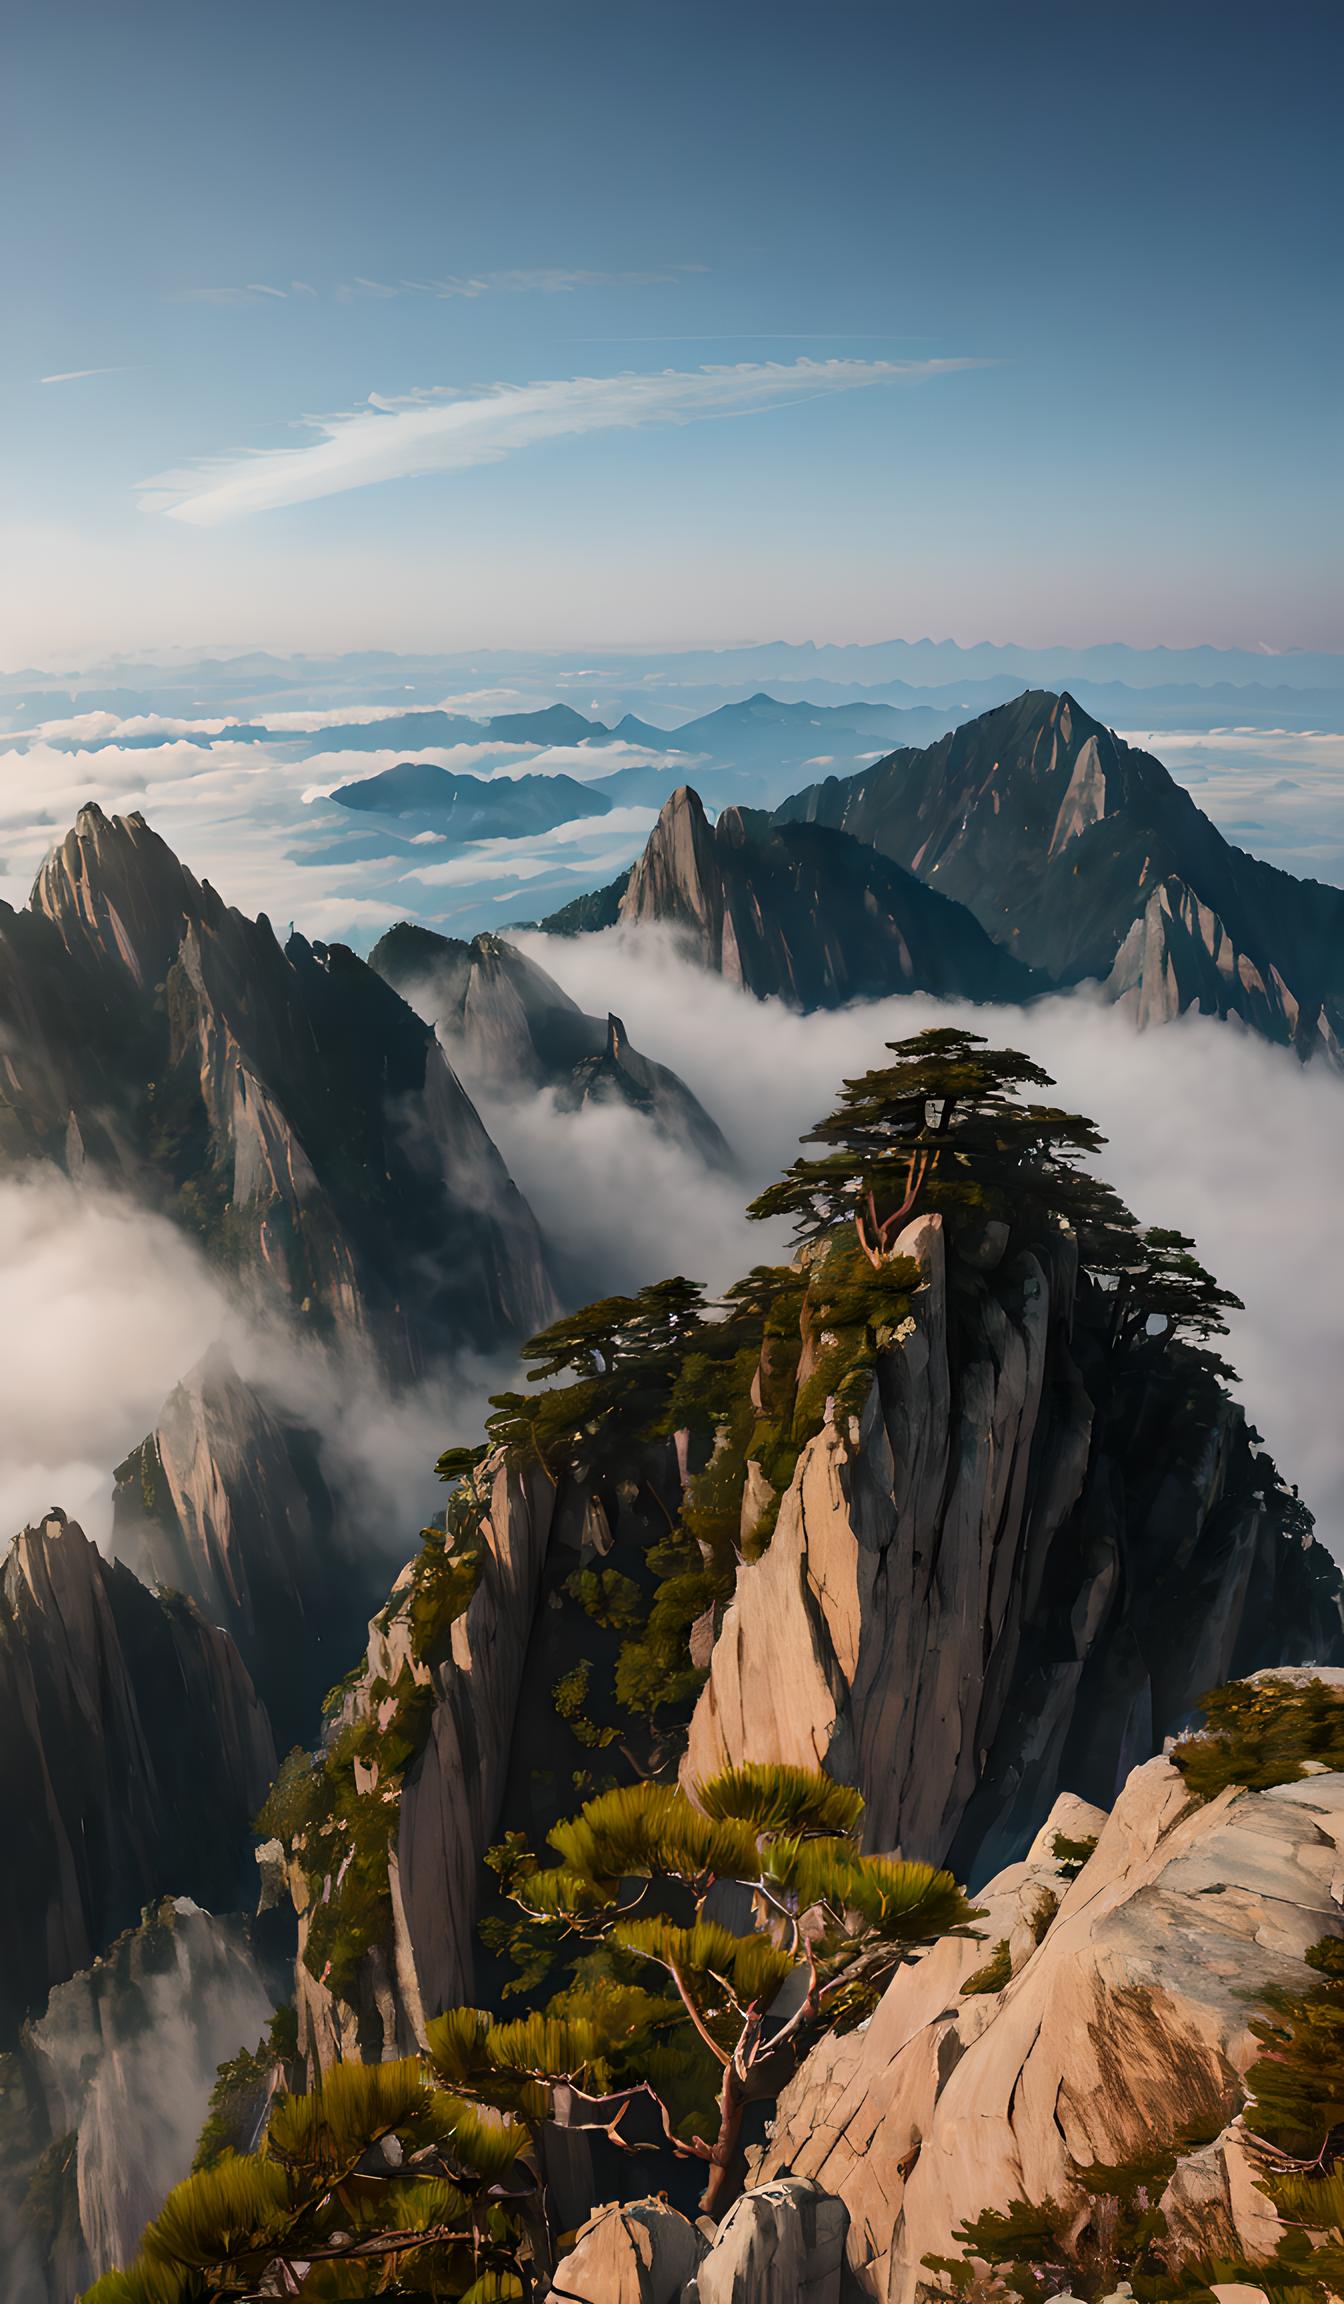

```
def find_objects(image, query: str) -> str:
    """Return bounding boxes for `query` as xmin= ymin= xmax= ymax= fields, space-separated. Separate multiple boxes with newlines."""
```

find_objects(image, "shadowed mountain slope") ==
xmin=775 ymin=689 xmax=1344 ymax=1055
xmin=1 ymin=806 xmax=555 ymax=1364
xmin=540 ymin=785 xmax=1036 ymax=1009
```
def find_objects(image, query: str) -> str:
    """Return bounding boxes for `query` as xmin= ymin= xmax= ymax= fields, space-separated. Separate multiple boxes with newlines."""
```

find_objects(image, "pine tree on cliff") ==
xmin=87 ymin=1765 xmax=977 ymax=2296
xmin=479 ymin=1760 xmax=977 ymax=2222
xmin=748 ymin=1026 xmax=1241 ymax=1362
xmin=748 ymin=1025 xmax=1132 ymax=1265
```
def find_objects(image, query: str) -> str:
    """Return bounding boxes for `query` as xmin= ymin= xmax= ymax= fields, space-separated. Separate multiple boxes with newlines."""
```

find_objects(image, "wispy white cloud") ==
xmin=181 ymin=265 xmax=704 ymax=308
xmin=143 ymin=355 xmax=991 ymax=525
xmin=40 ymin=366 xmax=129 ymax=384
xmin=382 ymin=264 xmax=709 ymax=299
xmin=180 ymin=281 xmax=315 ymax=305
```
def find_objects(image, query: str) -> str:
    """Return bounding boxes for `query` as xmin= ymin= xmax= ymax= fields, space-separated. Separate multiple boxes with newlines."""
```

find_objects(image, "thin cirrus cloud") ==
xmin=40 ymin=366 xmax=131 ymax=384
xmin=142 ymin=354 xmax=991 ymax=524
xmin=180 ymin=265 xmax=705 ymax=305
xmin=181 ymin=281 xmax=320 ymax=305
xmin=349 ymin=265 xmax=709 ymax=299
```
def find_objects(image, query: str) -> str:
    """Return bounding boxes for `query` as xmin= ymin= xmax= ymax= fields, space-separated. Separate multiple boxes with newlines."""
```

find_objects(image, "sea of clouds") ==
xmin=2 ymin=701 xmax=1343 ymax=1564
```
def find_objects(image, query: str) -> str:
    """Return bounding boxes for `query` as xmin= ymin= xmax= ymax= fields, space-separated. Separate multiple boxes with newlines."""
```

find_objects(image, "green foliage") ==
xmin=1110 ymin=1227 xmax=1243 ymax=1377
xmin=923 ymin=2151 xmax=1180 ymax=2304
xmin=748 ymin=1027 xmax=1132 ymax=1269
xmin=436 ymin=1442 xmax=488 ymax=1485
xmin=538 ymin=1778 xmax=760 ymax=1896
xmin=143 ymin=2153 xmax=295 ymax=2270
xmin=193 ymin=2049 xmax=269 ymax=2173
xmin=266 ymin=2057 xmax=436 ymax=2177
xmin=483 ymin=1277 xmax=714 ymax=1479
xmin=1051 ymin=1831 xmax=1099 ymax=1880
xmin=551 ymin=1659 xmax=619 ymax=1749
xmin=1247 ymin=1936 xmax=1344 ymax=2162
xmin=87 ymin=2050 xmax=533 ymax=2303
xmin=255 ymin=1744 xmax=321 ymax=1847
xmin=259 ymin=1666 xmax=440 ymax=2005
xmin=613 ymin=1917 xmax=796 ymax=2014
xmin=408 ymin=1528 xmax=482 ymax=1662
xmin=1172 ymin=1677 xmax=1344 ymax=1802
xmin=496 ymin=1762 xmax=978 ymax=2218
xmin=696 ymin=1760 xmax=865 ymax=1838
xmin=564 ymin=1565 xmax=644 ymax=1631
xmin=193 ymin=2007 xmax=298 ymax=2173
xmin=961 ymin=1940 xmax=1013 ymax=1997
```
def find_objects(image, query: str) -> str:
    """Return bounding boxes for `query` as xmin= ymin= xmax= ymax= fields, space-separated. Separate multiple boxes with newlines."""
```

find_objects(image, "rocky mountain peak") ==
xmin=774 ymin=689 xmax=1344 ymax=1054
xmin=616 ymin=780 xmax=1033 ymax=1007
xmin=619 ymin=784 xmax=724 ymax=941
xmin=32 ymin=805 xmax=220 ymax=993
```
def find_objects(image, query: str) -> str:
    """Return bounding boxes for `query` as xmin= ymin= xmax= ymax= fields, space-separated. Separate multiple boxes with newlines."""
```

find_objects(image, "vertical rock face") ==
xmin=774 ymin=690 xmax=1344 ymax=1057
xmin=22 ymin=1899 xmax=276 ymax=2293
xmin=0 ymin=1510 xmax=274 ymax=2039
xmin=292 ymin=1457 xmax=562 ymax=2071
xmin=7 ymin=805 xmax=557 ymax=1365
xmin=684 ymin=1215 xmax=1339 ymax=1883
xmin=760 ymin=1752 xmax=1344 ymax=2303
xmin=285 ymin=1436 xmax=692 ymax=2077
xmin=614 ymin=788 xmax=1034 ymax=1007
xmin=111 ymin=1348 xmax=383 ymax=1751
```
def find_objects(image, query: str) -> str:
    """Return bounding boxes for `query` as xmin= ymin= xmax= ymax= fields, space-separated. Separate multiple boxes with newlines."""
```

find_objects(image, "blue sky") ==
xmin=2 ymin=0 xmax=1339 ymax=659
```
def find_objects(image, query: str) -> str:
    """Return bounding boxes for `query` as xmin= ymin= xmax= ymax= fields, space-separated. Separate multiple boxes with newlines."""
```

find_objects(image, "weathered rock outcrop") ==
xmin=548 ymin=2197 xmax=707 ymax=2303
xmin=689 ymin=2179 xmax=848 ymax=2303
xmin=610 ymin=787 xmax=1034 ymax=1008
xmin=291 ymin=1456 xmax=564 ymax=2069
xmin=284 ymin=1432 xmax=692 ymax=2077
xmin=111 ymin=1347 xmax=383 ymax=1749
xmin=370 ymin=922 xmax=734 ymax=1165
xmin=775 ymin=691 xmax=1344 ymax=1058
xmin=0 ymin=1510 xmax=274 ymax=2039
xmin=5 ymin=805 xmax=556 ymax=1365
xmin=759 ymin=1749 xmax=1344 ymax=2301
xmin=685 ymin=1214 xmax=1341 ymax=1884
xmin=546 ymin=2177 xmax=848 ymax=2304
xmin=16 ymin=1898 xmax=276 ymax=2297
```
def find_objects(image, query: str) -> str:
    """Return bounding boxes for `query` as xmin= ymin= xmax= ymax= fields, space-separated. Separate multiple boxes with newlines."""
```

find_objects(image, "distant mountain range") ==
xmin=329 ymin=758 xmax=612 ymax=838
xmin=317 ymin=692 xmax=963 ymax=837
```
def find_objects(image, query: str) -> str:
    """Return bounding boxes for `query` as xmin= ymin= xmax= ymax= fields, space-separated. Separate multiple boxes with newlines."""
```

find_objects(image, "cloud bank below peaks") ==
xmin=141 ymin=356 xmax=991 ymax=524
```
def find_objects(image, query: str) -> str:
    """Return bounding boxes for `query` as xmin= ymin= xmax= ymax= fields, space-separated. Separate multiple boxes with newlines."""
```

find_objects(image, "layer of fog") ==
xmin=26 ymin=1906 xmax=277 ymax=2284
xmin=0 ymin=1167 xmax=512 ymax=1558
xmin=1116 ymin=725 xmax=1344 ymax=884
xmin=512 ymin=923 xmax=1344 ymax=1549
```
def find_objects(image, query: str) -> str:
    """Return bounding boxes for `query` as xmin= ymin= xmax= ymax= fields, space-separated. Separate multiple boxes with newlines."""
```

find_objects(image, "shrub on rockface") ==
xmin=1172 ymin=1676 xmax=1344 ymax=1802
